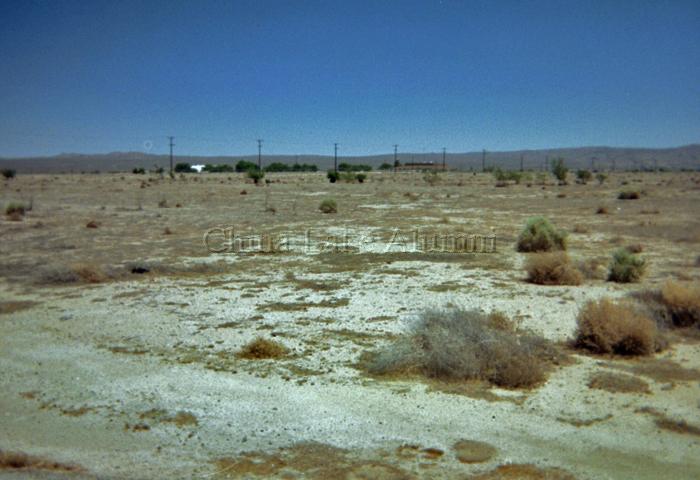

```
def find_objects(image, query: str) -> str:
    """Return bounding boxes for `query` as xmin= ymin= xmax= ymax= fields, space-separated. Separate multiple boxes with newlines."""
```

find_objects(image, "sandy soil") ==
xmin=1 ymin=171 xmax=699 ymax=479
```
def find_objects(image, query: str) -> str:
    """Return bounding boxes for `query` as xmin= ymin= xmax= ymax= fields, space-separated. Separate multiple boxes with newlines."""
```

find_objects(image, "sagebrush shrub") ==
xmin=608 ymin=248 xmax=646 ymax=283
xmin=516 ymin=217 xmax=567 ymax=252
xmin=525 ymin=252 xmax=583 ymax=285
xmin=574 ymin=298 xmax=659 ymax=355
xmin=319 ymin=199 xmax=337 ymax=214
xmin=364 ymin=308 xmax=559 ymax=388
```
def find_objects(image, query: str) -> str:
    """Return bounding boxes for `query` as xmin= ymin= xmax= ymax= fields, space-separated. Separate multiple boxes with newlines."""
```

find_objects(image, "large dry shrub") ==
xmin=525 ymin=252 xmax=583 ymax=285
xmin=516 ymin=217 xmax=567 ymax=252
xmin=364 ymin=309 xmax=559 ymax=388
xmin=574 ymin=298 xmax=659 ymax=355
xmin=659 ymin=280 xmax=700 ymax=328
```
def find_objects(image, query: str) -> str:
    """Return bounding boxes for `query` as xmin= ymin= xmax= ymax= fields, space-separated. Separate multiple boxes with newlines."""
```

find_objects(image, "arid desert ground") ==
xmin=1 ymin=170 xmax=699 ymax=479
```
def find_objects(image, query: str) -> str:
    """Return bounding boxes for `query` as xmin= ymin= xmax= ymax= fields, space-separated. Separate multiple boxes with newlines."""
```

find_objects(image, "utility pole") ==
xmin=612 ymin=157 xmax=616 ymax=172
xmin=257 ymin=139 xmax=263 ymax=170
xmin=334 ymin=143 xmax=338 ymax=173
xmin=393 ymin=144 xmax=399 ymax=172
xmin=544 ymin=154 xmax=549 ymax=172
xmin=520 ymin=153 xmax=524 ymax=172
xmin=168 ymin=136 xmax=175 ymax=175
xmin=442 ymin=147 xmax=446 ymax=171
xmin=482 ymin=149 xmax=486 ymax=172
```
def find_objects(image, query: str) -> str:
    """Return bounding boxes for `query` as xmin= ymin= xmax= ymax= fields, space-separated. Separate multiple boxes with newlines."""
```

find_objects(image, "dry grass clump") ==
xmin=0 ymin=450 xmax=83 ymax=473
xmin=5 ymin=202 xmax=27 ymax=220
xmin=596 ymin=206 xmax=609 ymax=214
xmin=34 ymin=263 xmax=108 ymax=284
xmin=85 ymin=220 xmax=100 ymax=228
xmin=659 ymin=280 xmax=700 ymax=328
xmin=236 ymin=337 xmax=288 ymax=359
xmin=577 ymin=257 xmax=608 ymax=280
xmin=516 ymin=217 xmax=567 ymax=252
xmin=618 ymin=190 xmax=641 ymax=200
xmin=73 ymin=264 xmax=107 ymax=283
xmin=587 ymin=371 xmax=650 ymax=394
xmin=525 ymin=252 xmax=583 ymax=285
xmin=319 ymin=198 xmax=337 ymax=214
xmin=574 ymin=298 xmax=660 ymax=356
xmin=608 ymin=248 xmax=646 ymax=283
xmin=364 ymin=308 xmax=560 ymax=388
xmin=625 ymin=243 xmax=644 ymax=253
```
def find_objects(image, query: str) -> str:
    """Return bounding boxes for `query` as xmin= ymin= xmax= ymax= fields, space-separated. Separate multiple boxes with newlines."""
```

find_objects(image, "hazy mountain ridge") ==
xmin=2 ymin=145 xmax=699 ymax=173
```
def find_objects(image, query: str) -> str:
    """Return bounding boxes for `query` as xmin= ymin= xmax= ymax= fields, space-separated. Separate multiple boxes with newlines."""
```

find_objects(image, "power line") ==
xmin=442 ymin=147 xmax=446 ymax=170
xmin=482 ymin=149 xmax=486 ymax=172
xmin=257 ymin=139 xmax=263 ymax=170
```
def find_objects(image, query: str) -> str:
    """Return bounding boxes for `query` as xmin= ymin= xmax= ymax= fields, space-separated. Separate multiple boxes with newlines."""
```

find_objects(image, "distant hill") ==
xmin=1 ymin=145 xmax=699 ymax=173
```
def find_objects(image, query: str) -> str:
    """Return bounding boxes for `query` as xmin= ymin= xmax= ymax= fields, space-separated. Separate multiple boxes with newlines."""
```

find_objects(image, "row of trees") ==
xmin=169 ymin=161 xmax=320 ymax=173
xmin=491 ymin=158 xmax=607 ymax=185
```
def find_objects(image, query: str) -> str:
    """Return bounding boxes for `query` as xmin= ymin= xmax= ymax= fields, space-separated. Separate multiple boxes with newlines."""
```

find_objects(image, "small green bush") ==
xmin=247 ymin=169 xmax=265 ymax=184
xmin=493 ymin=168 xmax=523 ymax=185
xmin=550 ymin=158 xmax=568 ymax=184
xmin=576 ymin=169 xmax=592 ymax=184
xmin=1 ymin=169 xmax=16 ymax=179
xmin=356 ymin=173 xmax=367 ymax=183
xmin=516 ymin=217 xmax=567 ymax=252
xmin=319 ymin=198 xmax=337 ymax=214
xmin=379 ymin=163 xmax=392 ymax=170
xmin=608 ymin=248 xmax=646 ymax=283
xmin=596 ymin=173 xmax=607 ymax=185
xmin=327 ymin=170 xmax=339 ymax=183
xmin=340 ymin=171 xmax=357 ymax=183
xmin=132 ymin=167 xmax=145 ymax=174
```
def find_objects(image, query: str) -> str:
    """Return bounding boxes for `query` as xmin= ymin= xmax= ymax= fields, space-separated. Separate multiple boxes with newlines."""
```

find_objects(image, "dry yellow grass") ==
xmin=587 ymin=371 xmax=650 ymax=394
xmin=574 ymin=298 xmax=659 ymax=356
xmin=525 ymin=252 xmax=583 ymax=286
xmin=660 ymin=280 xmax=700 ymax=327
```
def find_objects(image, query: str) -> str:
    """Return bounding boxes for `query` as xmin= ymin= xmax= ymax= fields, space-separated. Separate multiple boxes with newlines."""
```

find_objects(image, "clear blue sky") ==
xmin=1 ymin=0 xmax=699 ymax=157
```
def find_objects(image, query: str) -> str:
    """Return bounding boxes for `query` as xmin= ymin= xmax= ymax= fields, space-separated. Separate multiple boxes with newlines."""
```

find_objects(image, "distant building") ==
xmin=395 ymin=162 xmax=447 ymax=172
